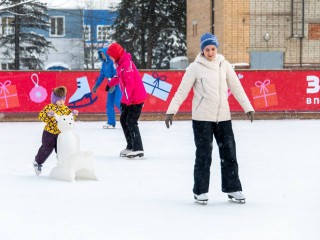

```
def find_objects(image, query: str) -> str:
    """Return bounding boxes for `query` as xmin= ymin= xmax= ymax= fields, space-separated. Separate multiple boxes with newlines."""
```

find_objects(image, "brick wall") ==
xmin=187 ymin=0 xmax=250 ymax=64
xmin=187 ymin=0 xmax=212 ymax=62
xmin=187 ymin=0 xmax=320 ymax=67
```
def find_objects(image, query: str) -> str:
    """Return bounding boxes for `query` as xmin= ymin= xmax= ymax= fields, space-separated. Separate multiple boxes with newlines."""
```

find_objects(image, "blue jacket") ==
xmin=95 ymin=48 xmax=117 ymax=88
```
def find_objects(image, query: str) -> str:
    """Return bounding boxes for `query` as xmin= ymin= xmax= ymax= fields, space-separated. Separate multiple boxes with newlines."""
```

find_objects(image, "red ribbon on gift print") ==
xmin=253 ymin=79 xmax=276 ymax=107
xmin=0 ymin=80 xmax=18 ymax=108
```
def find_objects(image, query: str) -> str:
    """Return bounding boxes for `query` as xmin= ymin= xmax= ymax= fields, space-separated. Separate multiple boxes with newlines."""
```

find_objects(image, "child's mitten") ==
xmin=72 ymin=110 xmax=79 ymax=116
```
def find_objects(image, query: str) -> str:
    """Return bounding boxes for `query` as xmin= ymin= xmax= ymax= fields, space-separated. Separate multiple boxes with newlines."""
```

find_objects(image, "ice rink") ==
xmin=0 ymin=119 xmax=319 ymax=240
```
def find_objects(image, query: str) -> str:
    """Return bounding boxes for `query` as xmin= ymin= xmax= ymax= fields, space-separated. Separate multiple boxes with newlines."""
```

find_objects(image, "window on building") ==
xmin=84 ymin=25 xmax=91 ymax=41
xmin=1 ymin=63 xmax=15 ymax=70
xmin=50 ymin=16 xmax=65 ymax=37
xmin=97 ymin=25 xmax=111 ymax=41
xmin=0 ymin=17 xmax=14 ymax=36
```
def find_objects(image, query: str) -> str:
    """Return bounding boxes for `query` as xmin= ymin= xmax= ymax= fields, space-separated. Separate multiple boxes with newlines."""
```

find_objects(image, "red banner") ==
xmin=0 ymin=70 xmax=320 ymax=113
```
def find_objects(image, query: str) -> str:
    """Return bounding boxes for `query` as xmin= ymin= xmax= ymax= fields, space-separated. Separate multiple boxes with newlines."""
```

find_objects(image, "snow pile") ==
xmin=41 ymin=0 xmax=120 ymax=10
xmin=170 ymin=56 xmax=188 ymax=69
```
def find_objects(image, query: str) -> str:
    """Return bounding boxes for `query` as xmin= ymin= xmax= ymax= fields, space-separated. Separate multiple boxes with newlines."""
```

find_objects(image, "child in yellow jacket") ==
xmin=33 ymin=86 xmax=78 ymax=175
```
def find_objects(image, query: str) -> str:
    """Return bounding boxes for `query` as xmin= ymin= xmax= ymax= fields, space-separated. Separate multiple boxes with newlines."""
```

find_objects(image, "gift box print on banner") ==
xmin=0 ymin=80 xmax=20 ymax=110
xmin=251 ymin=79 xmax=278 ymax=109
xmin=142 ymin=72 xmax=172 ymax=101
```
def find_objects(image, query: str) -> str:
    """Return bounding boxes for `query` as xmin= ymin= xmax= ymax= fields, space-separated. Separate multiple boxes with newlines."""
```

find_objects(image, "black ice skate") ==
xmin=228 ymin=191 xmax=246 ymax=203
xmin=33 ymin=161 xmax=42 ymax=176
xmin=194 ymin=193 xmax=208 ymax=205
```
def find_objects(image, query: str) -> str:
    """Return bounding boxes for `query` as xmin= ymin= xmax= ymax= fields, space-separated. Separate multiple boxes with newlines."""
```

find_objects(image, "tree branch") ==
xmin=0 ymin=0 xmax=35 ymax=11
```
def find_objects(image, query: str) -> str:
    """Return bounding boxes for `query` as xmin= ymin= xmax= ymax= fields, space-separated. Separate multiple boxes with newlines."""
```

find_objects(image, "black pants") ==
xmin=120 ymin=103 xmax=144 ymax=151
xmin=192 ymin=120 xmax=242 ymax=195
xmin=35 ymin=130 xmax=58 ymax=165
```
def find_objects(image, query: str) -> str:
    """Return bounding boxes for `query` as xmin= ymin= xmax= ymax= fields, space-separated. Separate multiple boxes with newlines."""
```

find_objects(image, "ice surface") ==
xmin=0 ymin=120 xmax=319 ymax=240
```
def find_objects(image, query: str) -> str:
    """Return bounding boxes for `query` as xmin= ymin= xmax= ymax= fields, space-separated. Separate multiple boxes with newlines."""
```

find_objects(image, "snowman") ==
xmin=49 ymin=113 xmax=97 ymax=181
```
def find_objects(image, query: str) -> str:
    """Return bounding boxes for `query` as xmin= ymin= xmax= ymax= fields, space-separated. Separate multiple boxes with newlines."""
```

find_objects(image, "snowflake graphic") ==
xmin=35 ymin=91 xmax=42 ymax=99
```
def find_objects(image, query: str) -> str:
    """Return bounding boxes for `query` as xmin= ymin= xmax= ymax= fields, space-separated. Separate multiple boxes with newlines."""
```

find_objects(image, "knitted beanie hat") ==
xmin=107 ymin=42 xmax=124 ymax=61
xmin=200 ymin=33 xmax=219 ymax=51
xmin=51 ymin=86 xmax=67 ymax=104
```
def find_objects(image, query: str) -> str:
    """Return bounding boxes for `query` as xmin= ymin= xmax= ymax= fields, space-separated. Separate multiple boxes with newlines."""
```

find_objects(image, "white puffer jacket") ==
xmin=166 ymin=53 xmax=254 ymax=122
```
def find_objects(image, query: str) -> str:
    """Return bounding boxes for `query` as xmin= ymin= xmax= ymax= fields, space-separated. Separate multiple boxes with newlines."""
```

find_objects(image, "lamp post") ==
xmin=264 ymin=32 xmax=270 ymax=47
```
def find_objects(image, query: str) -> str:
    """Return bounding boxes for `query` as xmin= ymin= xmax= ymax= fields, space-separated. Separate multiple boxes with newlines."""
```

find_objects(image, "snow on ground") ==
xmin=0 ymin=119 xmax=319 ymax=240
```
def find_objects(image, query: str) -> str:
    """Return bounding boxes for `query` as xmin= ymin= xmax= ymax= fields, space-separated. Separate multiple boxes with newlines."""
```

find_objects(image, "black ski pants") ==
xmin=35 ymin=130 xmax=58 ymax=165
xmin=120 ymin=103 xmax=144 ymax=151
xmin=192 ymin=120 xmax=242 ymax=195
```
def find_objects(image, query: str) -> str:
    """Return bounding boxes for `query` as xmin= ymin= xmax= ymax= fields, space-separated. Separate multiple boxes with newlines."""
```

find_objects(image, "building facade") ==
xmin=83 ymin=9 xmax=117 ymax=69
xmin=44 ymin=9 xmax=84 ymax=70
xmin=0 ymin=8 xmax=117 ymax=70
xmin=0 ymin=12 xmax=15 ymax=70
xmin=187 ymin=0 xmax=320 ymax=68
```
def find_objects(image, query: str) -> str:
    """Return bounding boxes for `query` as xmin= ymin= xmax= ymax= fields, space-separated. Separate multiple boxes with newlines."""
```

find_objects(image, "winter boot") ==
xmin=33 ymin=161 xmax=42 ymax=176
xmin=126 ymin=150 xmax=144 ymax=159
xmin=120 ymin=149 xmax=133 ymax=157
xmin=227 ymin=191 xmax=246 ymax=203
xmin=69 ymin=76 xmax=97 ymax=107
xmin=194 ymin=193 xmax=208 ymax=204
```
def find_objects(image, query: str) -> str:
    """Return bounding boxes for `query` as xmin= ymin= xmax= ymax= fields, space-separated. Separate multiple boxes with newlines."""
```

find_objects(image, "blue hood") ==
xmin=94 ymin=47 xmax=117 ymax=88
xmin=98 ymin=48 xmax=111 ymax=62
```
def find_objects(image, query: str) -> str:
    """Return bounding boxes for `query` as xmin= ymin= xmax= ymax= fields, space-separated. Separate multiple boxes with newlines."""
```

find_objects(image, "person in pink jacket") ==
xmin=106 ymin=42 xmax=147 ymax=158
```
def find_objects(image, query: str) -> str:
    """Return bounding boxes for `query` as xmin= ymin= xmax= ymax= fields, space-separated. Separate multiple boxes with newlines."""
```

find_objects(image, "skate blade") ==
xmin=126 ymin=153 xmax=144 ymax=159
xmin=195 ymin=200 xmax=208 ymax=205
xmin=103 ymin=126 xmax=115 ymax=129
xmin=194 ymin=196 xmax=208 ymax=205
xmin=68 ymin=95 xmax=98 ymax=108
xmin=228 ymin=195 xmax=246 ymax=204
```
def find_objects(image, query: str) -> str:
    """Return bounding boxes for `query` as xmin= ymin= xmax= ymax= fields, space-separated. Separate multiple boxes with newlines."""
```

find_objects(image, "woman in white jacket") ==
xmin=165 ymin=33 xmax=254 ymax=204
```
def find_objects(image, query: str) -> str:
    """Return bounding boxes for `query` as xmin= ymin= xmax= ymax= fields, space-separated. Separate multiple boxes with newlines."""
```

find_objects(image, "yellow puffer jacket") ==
xmin=38 ymin=104 xmax=74 ymax=134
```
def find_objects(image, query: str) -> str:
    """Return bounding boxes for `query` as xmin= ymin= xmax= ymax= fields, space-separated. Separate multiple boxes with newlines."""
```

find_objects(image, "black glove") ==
xmin=246 ymin=111 xmax=254 ymax=122
xmin=165 ymin=114 xmax=174 ymax=128
xmin=105 ymin=85 xmax=110 ymax=92
xmin=92 ymin=85 xmax=98 ymax=93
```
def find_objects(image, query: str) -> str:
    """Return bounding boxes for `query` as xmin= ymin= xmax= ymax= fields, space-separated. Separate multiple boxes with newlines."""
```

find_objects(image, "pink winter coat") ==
xmin=108 ymin=51 xmax=147 ymax=105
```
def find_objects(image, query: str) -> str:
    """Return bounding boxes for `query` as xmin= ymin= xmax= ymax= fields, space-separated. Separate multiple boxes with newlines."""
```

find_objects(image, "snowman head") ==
xmin=54 ymin=113 xmax=75 ymax=132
